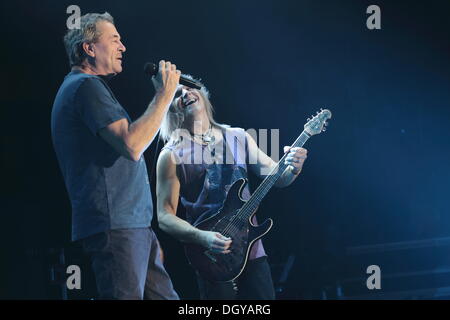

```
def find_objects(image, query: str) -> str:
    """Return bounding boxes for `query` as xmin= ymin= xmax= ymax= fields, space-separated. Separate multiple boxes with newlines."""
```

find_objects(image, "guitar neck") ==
xmin=240 ymin=130 xmax=311 ymax=219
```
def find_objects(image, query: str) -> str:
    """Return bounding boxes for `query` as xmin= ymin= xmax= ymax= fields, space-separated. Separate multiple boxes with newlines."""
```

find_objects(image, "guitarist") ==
xmin=156 ymin=76 xmax=308 ymax=299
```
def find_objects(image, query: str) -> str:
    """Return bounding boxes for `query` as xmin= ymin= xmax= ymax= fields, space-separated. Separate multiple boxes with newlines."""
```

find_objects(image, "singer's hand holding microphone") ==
xmin=150 ymin=60 xmax=181 ymax=104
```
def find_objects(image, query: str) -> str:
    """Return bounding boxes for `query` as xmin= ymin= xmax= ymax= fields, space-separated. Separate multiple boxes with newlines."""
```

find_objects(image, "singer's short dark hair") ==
xmin=63 ymin=12 xmax=114 ymax=67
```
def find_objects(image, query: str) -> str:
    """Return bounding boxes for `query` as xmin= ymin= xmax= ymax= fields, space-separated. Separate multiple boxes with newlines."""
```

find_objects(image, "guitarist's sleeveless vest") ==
xmin=162 ymin=127 xmax=266 ymax=260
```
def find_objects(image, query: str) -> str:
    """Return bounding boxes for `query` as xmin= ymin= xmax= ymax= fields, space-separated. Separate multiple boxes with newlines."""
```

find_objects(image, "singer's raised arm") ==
xmin=99 ymin=60 xmax=180 ymax=161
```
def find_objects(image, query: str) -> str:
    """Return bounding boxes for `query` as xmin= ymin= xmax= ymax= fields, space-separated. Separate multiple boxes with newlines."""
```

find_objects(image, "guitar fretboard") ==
xmin=238 ymin=131 xmax=311 ymax=220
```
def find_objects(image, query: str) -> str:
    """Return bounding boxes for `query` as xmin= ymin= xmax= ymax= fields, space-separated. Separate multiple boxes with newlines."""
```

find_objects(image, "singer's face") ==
xmin=90 ymin=21 xmax=126 ymax=75
xmin=174 ymin=86 xmax=205 ymax=116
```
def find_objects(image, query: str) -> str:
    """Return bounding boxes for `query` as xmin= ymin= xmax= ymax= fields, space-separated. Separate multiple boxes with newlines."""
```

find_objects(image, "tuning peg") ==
xmin=320 ymin=108 xmax=323 ymax=111
xmin=322 ymin=127 xmax=327 ymax=132
xmin=307 ymin=117 xmax=311 ymax=121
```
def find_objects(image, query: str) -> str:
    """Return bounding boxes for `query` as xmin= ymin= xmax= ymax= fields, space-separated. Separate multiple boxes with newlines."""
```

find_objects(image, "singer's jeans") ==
xmin=82 ymin=227 xmax=179 ymax=300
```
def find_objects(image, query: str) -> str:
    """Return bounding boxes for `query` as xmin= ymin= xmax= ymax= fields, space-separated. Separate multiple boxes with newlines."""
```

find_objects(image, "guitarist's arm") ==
xmin=245 ymin=132 xmax=307 ymax=188
xmin=156 ymin=149 xmax=232 ymax=253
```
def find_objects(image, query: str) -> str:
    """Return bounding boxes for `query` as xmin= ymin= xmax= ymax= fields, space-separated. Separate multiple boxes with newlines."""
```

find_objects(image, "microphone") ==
xmin=143 ymin=62 xmax=202 ymax=90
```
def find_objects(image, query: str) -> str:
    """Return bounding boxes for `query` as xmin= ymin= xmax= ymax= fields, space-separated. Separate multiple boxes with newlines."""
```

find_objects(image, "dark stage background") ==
xmin=1 ymin=0 xmax=450 ymax=299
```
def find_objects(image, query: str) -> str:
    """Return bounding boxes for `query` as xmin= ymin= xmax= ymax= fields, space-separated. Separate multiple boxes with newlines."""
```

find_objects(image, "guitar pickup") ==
xmin=204 ymin=250 xmax=217 ymax=263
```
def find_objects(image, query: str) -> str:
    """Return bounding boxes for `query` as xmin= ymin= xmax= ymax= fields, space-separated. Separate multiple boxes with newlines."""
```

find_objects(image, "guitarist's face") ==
xmin=174 ymin=86 xmax=206 ymax=118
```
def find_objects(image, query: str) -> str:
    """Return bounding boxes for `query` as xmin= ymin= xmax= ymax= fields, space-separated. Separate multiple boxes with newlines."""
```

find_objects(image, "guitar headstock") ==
xmin=304 ymin=108 xmax=332 ymax=136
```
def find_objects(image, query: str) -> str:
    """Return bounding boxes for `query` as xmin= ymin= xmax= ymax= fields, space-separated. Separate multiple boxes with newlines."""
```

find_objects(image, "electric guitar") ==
xmin=184 ymin=109 xmax=332 ymax=282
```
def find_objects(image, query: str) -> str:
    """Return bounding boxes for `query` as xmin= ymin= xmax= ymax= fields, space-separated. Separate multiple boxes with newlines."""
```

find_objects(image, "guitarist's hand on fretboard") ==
xmin=283 ymin=146 xmax=308 ymax=175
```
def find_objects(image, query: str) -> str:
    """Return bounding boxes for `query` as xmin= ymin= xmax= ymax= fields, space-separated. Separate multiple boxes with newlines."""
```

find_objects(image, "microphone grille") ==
xmin=143 ymin=62 xmax=157 ymax=76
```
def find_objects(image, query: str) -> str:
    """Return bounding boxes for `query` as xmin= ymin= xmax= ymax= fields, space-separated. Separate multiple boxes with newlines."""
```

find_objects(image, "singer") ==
xmin=156 ymin=77 xmax=308 ymax=299
xmin=51 ymin=12 xmax=179 ymax=300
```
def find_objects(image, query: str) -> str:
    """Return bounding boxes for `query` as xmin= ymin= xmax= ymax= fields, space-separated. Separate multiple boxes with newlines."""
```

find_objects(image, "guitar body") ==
xmin=184 ymin=178 xmax=273 ymax=282
xmin=183 ymin=108 xmax=332 ymax=283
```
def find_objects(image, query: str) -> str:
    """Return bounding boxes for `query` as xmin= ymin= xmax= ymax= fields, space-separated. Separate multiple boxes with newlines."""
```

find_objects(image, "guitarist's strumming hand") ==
xmin=198 ymin=231 xmax=232 ymax=254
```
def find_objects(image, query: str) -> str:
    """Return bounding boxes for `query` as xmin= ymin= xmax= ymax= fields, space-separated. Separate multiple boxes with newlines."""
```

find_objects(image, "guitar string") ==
xmin=219 ymin=158 xmax=286 ymax=236
xmin=220 ymin=133 xmax=308 ymax=237
xmin=227 ymin=131 xmax=312 ymax=235
xmin=222 ymin=164 xmax=285 ymax=236
xmin=221 ymin=163 xmax=286 ymax=237
xmin=221 ymin=165 xmax=287 ymax=238
xmin=219 ymin=132 xmax=311 ymax=238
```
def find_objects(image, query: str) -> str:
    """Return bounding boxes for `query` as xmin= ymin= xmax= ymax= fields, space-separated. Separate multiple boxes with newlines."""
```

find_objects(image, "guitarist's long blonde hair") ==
xmin=159 ymin=74 xmax=227 ymax=144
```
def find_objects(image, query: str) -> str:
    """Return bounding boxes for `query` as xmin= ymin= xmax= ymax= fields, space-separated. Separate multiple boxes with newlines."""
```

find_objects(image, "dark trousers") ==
xmin=196 ymin=256 xmax=275 ymax=300
xmin=81 ymin=227 xmax=179 ymax=300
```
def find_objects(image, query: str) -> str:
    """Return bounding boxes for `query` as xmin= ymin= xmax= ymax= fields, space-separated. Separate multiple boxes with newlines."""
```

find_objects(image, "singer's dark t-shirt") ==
xmin=51 ymin=70 xmax=152 ymax=241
